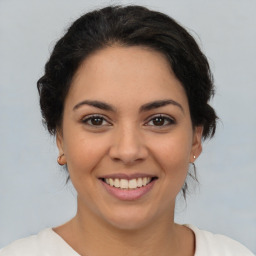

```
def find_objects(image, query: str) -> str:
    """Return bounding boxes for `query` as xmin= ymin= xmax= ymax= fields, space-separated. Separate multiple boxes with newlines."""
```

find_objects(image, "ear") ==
xmin=190 ymin=126 xmax=203 ymax=163
xmin=56 ymin=131 xmax=67 ymax=165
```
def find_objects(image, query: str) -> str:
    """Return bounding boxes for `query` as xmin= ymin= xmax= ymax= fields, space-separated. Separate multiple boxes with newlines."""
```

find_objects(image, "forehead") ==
xmin=67 ymin=46 xmax=189 ymax=112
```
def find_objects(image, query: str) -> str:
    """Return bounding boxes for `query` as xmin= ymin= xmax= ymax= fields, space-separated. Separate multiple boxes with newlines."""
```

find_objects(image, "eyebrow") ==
xmin=73 ymin=99 xmax=184 ymax=113
xmin=73 ymin=100 xmax=116 ymax=112
xmin=139 ymin=99 xmax=184 ymax=113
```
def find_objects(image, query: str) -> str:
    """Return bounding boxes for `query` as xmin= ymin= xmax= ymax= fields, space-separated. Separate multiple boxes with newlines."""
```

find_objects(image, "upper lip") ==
xmin=99 ymin=173 xmax=157 ymax=180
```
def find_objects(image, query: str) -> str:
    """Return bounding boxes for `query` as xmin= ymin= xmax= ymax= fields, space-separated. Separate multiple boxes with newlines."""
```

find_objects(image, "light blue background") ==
xmin=0 ymin=0 xmax=255 ymax=253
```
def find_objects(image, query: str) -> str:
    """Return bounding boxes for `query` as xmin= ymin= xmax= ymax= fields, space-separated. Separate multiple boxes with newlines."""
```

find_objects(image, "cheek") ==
xmin=63 ymin=131 xmax=108 ymax=179
xmin=151 ymin=132 xmax=192 ymax=164
xmin=147 ymin=130 xmax=192 ymax=180
xmin=151 ymin=136 xmax=192 ymax=202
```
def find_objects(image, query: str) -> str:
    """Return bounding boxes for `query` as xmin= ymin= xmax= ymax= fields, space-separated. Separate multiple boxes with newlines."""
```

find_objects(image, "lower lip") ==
xmin=100 ymin=179 xmax=156 ymax=201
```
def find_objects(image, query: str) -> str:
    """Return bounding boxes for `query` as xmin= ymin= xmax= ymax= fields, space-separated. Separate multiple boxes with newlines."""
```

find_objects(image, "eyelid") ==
xmin=81 ymin=114 xmax=112 ymax=126
xmin=144 ymin=114 xmax=176 ymax=126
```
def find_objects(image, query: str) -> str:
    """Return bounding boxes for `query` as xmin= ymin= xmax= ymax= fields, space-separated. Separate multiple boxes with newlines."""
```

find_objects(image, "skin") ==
xmin=55 ymin=46 xmax=203 ymax=256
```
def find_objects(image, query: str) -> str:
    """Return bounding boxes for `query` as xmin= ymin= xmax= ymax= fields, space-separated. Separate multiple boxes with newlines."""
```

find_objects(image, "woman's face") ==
xmin=57 ymin=46 xmax=202 ymax=230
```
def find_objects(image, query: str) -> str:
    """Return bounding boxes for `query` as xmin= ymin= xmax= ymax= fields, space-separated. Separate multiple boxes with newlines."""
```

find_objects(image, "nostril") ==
xmin=112 ymin=157 xmax=121 ymax=162
xmin=111 ymin=157 xmax=144 ymax=165
xmin=108 ymin=135 xmax=148 ymax=164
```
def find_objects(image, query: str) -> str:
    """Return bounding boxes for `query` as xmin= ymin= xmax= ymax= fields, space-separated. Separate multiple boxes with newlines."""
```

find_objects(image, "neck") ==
xmin=54 ymin=199 xmax=194 ymax=256
xmin=74 ymin=215 xmax=177 ymax=256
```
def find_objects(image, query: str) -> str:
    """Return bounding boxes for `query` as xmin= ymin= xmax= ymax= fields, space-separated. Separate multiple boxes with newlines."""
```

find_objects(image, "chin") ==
xmin=100 ymin=205 xmax=159 ymax=231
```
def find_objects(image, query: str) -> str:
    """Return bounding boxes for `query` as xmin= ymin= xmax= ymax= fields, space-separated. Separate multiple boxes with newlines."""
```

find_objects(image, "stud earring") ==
xmin=193 ymin=155 xmax=196 ymax=159
xmin=57 ymin=153 xmax=65 ymax=166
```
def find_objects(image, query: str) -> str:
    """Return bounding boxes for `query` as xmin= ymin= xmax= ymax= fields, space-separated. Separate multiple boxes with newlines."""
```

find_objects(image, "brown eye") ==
xmin=146 ymin=115 xmax=175 ymax=127
xmin=91 ymin=117 xmax=104 ymax=126
xmin=82 ymin=115 xmax=110 ymax=127
xmin=153 ymin=117 xmax=165 ymax=126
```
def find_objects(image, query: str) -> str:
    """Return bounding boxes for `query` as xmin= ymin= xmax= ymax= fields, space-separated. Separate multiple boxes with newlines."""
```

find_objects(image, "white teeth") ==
xmin=114 ymin=179 xmax=120 ymax=188
xmin=104 ymin=177 xmax=153 ymax=189
xmin=109 ymin=178 xmax=114 ymax=186
xmin=128 ymin=179 xmax=137 ymax=189
xmin=137 ymin=178 xmax=143 ymax=187
xmin=142 ymin=177 xmax=148 ymax=186
xmin=120 ymin=179 xmax=128 ymax=189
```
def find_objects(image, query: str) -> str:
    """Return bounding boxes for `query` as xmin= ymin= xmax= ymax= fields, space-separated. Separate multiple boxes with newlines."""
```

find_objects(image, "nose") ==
xmin=109 ymin=125 xmax=148 ymax=165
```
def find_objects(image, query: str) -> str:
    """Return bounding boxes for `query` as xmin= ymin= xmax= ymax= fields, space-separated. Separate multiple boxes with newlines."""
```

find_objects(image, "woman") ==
xmin=0 ymin=5 xmax=254 ymax=256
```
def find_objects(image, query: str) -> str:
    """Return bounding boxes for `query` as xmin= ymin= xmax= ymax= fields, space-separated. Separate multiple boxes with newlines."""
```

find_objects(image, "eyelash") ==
xmin=81 ymin=115 xmax=111 ymax=127
xmin=144 ymin=114 xmax=176 ymax=127
xmin=81 ymin=114 xmax=175 ymax=128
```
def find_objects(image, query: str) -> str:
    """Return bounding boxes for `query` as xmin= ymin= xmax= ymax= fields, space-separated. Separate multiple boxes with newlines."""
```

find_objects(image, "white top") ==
xmin=0 ymin=225 xmax=254 ymax=256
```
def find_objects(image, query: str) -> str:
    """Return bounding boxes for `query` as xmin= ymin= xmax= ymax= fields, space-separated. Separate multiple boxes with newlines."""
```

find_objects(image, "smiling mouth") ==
xmin=100 ymin=177 xmax=158 ymax=190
